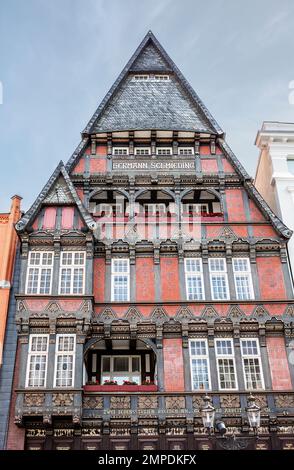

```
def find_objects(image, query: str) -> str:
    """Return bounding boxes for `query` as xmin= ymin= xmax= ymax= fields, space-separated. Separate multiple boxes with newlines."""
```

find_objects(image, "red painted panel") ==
xmin=249 ymin=199 xmax=266 ymax=222
xmin=72 ymin=157 xmax=85 ymax=174
xmin=94 ymin=258 xmax=105 ymax=302
xmin=225 ymin=189 xmax=246 ymax=222
xmin=253 ymin=225 xmax=276 ymax=238
xmin=222 ymin=158 xmax=235 ymax=173
xmin=61 ymin=207 xmax=74 ymax=229
xmin=42 ymin=207 xmax=56 ymax=229
xmin=136 ymin=258 xmax=155 ymax=301
xmin=199 ymin=145 xmax=210 ymax=155
xmin=96 ymin=145 xmax=107 ymax=156
xmin=256 ymin=257 xmax=286 ymax=299
xmin=267 ymin=337 xmax=292 ymax=390
xmin=160 ymin=257 xmax=180 ymax=301
xmin=201 ymin=159 xmax=218 ymax=173
xmin=90 ymin=158 xmax=107 ymax=173
xmin=163 ymin=338 xmax=185 ymax=391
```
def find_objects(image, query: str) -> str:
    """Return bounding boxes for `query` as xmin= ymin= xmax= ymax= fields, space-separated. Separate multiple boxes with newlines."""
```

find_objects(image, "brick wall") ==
xmin=94 ymin=258 xmax=105 ymax=302
xmin=163 ymin=338 xmax=185 ymax=391
xmin=160 ymin=257 xmax=180 ymax=301
xmin=266 ymin=337 xmax=292 ymax=390
xmin=136 ymin=258 xmax=155 ymax=301
xmin=256 ymin=257 xmax=286 ymax=299
xmin=225 ymin=189 xmax=246 ymax=222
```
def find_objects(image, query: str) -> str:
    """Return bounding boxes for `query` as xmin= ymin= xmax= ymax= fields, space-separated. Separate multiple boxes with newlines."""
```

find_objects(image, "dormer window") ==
xmin=112 ymin=147 xmax=129 ymax=156
xmin=154 ymin=75 xmax=170 ymax=81
xmin=156 ymin=147 xmax=173 ymax=156
xmin=133 ymin=75 xmax=149 ymax=81
xmin=179 ymin=147 xmax=194 ymax=156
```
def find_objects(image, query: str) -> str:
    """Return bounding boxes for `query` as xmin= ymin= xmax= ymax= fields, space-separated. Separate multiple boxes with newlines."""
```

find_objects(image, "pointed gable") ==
xmin=83 ymin=31 xmax=223 ymax=136
xmin=15 ymin=162 xmax=96 ymax=233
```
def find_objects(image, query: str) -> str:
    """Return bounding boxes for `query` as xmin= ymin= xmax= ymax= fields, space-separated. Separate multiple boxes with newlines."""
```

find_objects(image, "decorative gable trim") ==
xmin=15 ymin=161 xmax=96 ymax=233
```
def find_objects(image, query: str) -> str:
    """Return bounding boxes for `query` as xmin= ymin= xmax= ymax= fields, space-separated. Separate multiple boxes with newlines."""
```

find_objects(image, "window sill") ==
xmin=83 ymin=384 xmax=158 ymax=392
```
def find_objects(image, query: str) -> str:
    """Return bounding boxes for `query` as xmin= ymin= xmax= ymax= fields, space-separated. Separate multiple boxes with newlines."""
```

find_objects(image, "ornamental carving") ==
xmin=98 ymin=308 xmax=117 ymax=323
xmin=283 ymin=305 xmax=294 ymax=321
xmin=138 ymin=396 xmax=158 ymax=410
xmin=45 ymin=301 xmax=62 ymax=313
xmin=17 ymin=300 xmax=28 ymax=312
xmin=201 ymin=305 xmax=219 ymax=323
xmin=274 ymin=395 xmax=294 ymax=409
xmin=227 ymin=305 xmax=244 ymax=323
xmin=253 ymin=395 xmax=267 ymax=410
xmin=52 ymin=393 xmax=73 ymax=407
xmin=24 ymin=393 xmax=45 ymax=407
xmin=175 ymin=307 xmax=195 ymax=323
xmin=151 ymin=307 xmax=169 ymax=324
xmin=218 ymin=226 xmax=238 ymax=244
xmin=110 ymin=396 xmax=130 ymax=409
xmin=220 ymin=395 xmax=240 ymax=409
xmin=251 ymin=306 xmax=270 ymax=322
xmin=125 ymin=307 xmax=143 ymax=323
xmin=165 ymin=396 xmax=185 ymax=410
xmin=43 ymin=181 xmax=74 ymax=204
xmin=192 ymin=396 xmax=204 ymax=410
xmin=83 ymin=397 xmax=104 ymax=409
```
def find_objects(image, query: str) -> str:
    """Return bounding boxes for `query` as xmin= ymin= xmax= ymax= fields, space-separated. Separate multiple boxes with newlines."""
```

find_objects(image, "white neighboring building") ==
xmin=255 ymin=121 xmax=294 ymax=283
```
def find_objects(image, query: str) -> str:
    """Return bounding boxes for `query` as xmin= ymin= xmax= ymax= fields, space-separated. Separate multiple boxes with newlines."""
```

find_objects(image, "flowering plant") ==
xmin=122 ymin=380 xmax=138 ymax=385
xmin=103 ymin=380 xmax=118 ymax=385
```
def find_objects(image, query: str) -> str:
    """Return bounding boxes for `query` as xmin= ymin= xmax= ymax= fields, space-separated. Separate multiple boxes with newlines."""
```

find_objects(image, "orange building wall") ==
xmin=256 ymin=257 xmax=286 ymax=300
xmin=163 ymin=338 xmax=185 ymax=391
xmin=266 ymin=337 xmax=292 ymax=390
xmin=0 ymin=195 xmax=22 ymax=365
xmin=225 ymin=189 xmax=246 ymax=222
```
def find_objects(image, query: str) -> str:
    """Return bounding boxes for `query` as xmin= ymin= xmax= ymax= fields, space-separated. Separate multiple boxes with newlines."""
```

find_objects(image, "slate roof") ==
xmin=83 ymin=31 xmax=223 ymax=135
xmin=15 ymin=162 xmax=96 ymax=233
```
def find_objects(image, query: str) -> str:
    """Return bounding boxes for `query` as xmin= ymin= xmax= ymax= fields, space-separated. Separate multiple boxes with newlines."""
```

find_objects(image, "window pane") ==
xmin=73 ymin=268 xmax=84 ymax=294
xmin=42 ymin=252 xmax=53 ymax=265
xmin=132 ymin=357 xmax=140 ymax=372
xmin=211 ymin=275 xmax=228 ymax=299
xmin=29 ymin=252 xmax=41 ymax=266
xmin=185 ymin=258 xmax=201 ymax=273
xmin=241 ymin=339 xmax=258 ymax=356
xmin=216 ymin=340 xmax=232 ymax=355
xmin=39 ymin=268 xmax=52 ymax=294
xmin=113 ymin=275 xmax=128 ymax=301
xmin=191 ymin=358 xmax=209 ymax=390
xmin=58 ymin=335 xmax=75 ymax=352
xmin=190 ymin=340 xmax=207 ymax=356
xmin=187 ymin=275 xmax=204 ymax=300
xmin=28 ymin=355 xmax=47 ymax=387
xmin=113 ymin=357 xmax=129 ymax=372
xmin=233 ymin=258 xmax=249 ymax=272
xmin=243 ymin=358 xmax=263 ymax=389
xmin=112 ymin=259 xmax=129 ymax=273
xmin=102 ymin=357 xmax=110 ymax=372
xmin=209 ymin=258 xmax=226 ymax=272
xmin=235 ymin=274 xmax=251 ymax=300
xmin=27 ymin=268 xmax=39 ymax=294
xmin=60 ymin=268 xmax=72 ymax=294
xmin=218 ymin=358 xmax=236 ymax=389
xmin=55 ymin=355 xmax=73 ymax=387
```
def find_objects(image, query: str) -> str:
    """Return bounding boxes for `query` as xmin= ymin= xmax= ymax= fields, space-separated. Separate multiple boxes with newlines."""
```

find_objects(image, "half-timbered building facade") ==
xmin=7 ymin=32 xmax=294 ymax=450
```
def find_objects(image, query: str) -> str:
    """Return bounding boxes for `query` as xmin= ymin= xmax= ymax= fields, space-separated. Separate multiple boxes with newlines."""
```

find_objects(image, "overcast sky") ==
xmin=1 ymin=0 xmax=294 ymax=212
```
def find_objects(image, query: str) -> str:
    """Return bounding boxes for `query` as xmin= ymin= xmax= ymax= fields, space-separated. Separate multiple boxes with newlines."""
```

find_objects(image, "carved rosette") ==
xmin=24 ymin=393 xmax=45 ymax=407
xmin=220 ymin=395 xmax=240 ymax=409
xmin=274 ymin=394 xmax=294 ymax=409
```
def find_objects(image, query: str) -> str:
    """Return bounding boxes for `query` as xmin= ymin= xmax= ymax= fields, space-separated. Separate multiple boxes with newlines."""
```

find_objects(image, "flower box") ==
xmin=84 ymin=384 xmax=158 ymax=392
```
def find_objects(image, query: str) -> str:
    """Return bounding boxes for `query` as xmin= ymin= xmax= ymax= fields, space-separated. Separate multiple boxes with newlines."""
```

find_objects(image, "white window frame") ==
xmin=233 ymin=258 xmax=254 ymax=300
xmin=25 ymin=251 xmax=54 ymax=295
xmin=132 ymin=75 xmax=149 ymax=81
xmin=240 ymin=338 xmax=265 ymax=390
xmin=25 ymin=334 xmax=49 ymax=388
xmin=53 ymin=334 xmax=76 ymax=388
xmin=112 ymin=147 xmax=129 ymax=156
xmin=178 ymin=147 xmax=194 ymax=156
xmin=156 ymin=147 xmax=173 ymax=156
xmin=184 ymin=258 xmax=205 ymax=300
xmin=154 ymin=74 xmax=170 ymax=81
xmin=189 ymin=339 xmax=211 ymax=391
xmin=209 ymin=258 xmax=230 ymax=300
xmin=135 ymin=147 xmax=151 ymax=156
xmin=101 ymin=355 xmax=141 ymax=384
xmin=111 ymin=258 xmax=130 ymax=301
xmin=59 ymin=251 xmax=85 ymax=295
xmin=182 ymin=203 xmax=209 ymax=214
xmin=215 ymin=338 xmax=238 ymax=391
